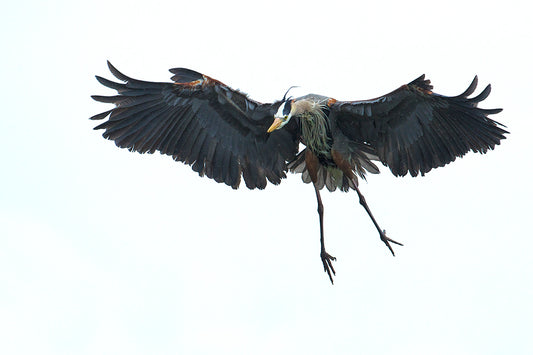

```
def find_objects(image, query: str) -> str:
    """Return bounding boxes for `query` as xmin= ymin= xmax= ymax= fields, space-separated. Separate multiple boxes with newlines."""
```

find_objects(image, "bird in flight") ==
xmin=91 ymin=61 xmax=507 ymax=283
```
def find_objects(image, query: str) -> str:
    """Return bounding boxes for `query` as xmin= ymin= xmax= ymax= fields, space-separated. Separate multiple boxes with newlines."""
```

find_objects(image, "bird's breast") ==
xmin=300 ymin=112 xmax=333 ymax=159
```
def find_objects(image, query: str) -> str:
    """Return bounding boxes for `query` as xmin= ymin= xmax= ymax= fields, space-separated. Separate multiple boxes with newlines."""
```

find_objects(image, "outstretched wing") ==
xmin=330 ymin=75 xmax=508 ymax=177
xmin=91 ymin=62 xmax=300 ymax=189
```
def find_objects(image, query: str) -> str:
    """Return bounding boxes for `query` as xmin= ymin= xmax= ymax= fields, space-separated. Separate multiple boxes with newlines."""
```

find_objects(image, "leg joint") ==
xmin=317 ymin=203 xmax=324 ymax=215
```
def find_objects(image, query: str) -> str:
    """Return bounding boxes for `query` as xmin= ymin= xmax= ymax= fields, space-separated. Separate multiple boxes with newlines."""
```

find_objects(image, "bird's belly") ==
xmin=313 ymin=150 xmax=337 ymax=168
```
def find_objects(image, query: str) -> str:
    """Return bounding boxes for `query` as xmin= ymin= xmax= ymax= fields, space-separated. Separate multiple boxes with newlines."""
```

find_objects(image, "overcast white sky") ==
xmin=1 ymin=0 xmax=532 ymax=354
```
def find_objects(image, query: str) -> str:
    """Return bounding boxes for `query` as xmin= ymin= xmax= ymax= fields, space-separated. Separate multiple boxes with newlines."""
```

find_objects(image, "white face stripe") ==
xmin=275 ymin=102 xmax=286 ymax=118
xmin=275 ymin=100 xmax=293 ymax=117
xmin=273 ymin=101 xmax=292 ymax=130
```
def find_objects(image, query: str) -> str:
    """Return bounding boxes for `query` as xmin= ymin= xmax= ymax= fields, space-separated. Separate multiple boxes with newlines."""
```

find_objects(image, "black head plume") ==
xmin=282 ymin=86 xmax=299 ymax=102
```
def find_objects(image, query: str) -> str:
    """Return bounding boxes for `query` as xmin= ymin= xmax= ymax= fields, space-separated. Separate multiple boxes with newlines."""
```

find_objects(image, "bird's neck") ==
xmin=300 ymin=110 xmax=331 ymax=156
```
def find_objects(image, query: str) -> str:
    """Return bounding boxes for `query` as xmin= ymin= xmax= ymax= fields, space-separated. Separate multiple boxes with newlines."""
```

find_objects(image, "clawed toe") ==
xmin=321 ymin=251 xmax=336 ymax=284
xmin=379 ymin=229 xmax=403 ymax=256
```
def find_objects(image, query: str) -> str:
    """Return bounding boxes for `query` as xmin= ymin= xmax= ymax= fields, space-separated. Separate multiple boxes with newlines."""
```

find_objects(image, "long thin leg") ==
xmin=352 ymin=179 xmax=403 ymax=256
xmin=313 ymin=183 xmax=336 ymax=284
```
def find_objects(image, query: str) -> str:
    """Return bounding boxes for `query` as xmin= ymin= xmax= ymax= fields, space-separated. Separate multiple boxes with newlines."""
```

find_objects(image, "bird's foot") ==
xmin=321 ymin=250 xmax=336 ymax=284
xmin=379 ymin=229 xmax=403 ymax=256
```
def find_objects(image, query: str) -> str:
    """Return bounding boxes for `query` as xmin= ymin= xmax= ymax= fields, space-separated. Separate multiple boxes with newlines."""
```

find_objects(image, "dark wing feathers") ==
xmin=331 ymin=75 xmax=507 ymax=177
xmin=169 ymin=67 xmax=204 ymax=83
xmin=92 ymin=64 xmax=506 ymax=186
xmin=91 ymin=61 xmax=299 ymax=189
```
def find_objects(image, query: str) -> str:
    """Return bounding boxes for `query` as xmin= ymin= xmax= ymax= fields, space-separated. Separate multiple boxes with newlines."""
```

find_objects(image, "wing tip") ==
xmin=89 ymin=109 xmax=111 ymax=121
xmin=94 ymin=75 xmax=108 ymax=85
xmin=169 ymin=67 xmax=204 ymax=83
xmin=409 ymin=74 xmax=433 ymax=91
xmin=470 ymin=84 xmax=492 ymax=103
xmin=106 ymin=61 xmax=130 ymax=82
xmin=455 ymin=76 xmax=479 ymax=98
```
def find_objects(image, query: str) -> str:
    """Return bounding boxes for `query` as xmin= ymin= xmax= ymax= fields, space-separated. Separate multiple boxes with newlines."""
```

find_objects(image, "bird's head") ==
xmin=267 ymin=99 xmax=294 ymax=133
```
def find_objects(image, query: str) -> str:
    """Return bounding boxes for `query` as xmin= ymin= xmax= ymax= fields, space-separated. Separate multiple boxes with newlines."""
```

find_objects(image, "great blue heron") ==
xmin=91 ymin=61 xmax=507 ymax=283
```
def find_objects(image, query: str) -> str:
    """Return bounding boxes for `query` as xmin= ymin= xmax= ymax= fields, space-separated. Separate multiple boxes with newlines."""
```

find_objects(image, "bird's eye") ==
xmin=282 ymin=115 xmax=288 ymax=121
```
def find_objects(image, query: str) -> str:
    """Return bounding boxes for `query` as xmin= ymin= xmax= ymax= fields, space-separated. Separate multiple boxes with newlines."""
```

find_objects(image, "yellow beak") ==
xmin=267 ymin=117 xmax=283 ymax=133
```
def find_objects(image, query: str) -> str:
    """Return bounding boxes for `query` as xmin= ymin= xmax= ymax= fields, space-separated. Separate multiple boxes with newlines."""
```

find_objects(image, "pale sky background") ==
xmin=1 ymin=0 xmax=532 ymax=354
